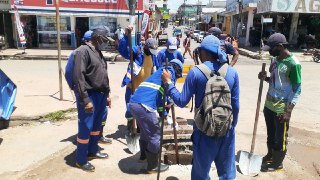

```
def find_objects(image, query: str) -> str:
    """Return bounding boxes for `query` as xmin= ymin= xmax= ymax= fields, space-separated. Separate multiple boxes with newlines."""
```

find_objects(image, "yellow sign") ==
xmin=163 ymin=14 xmax=170 ymax=19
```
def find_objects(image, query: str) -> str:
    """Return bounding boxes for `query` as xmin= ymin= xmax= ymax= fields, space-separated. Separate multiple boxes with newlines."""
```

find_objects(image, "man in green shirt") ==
xmin=259 ymin=33 xmax=302 ymax=172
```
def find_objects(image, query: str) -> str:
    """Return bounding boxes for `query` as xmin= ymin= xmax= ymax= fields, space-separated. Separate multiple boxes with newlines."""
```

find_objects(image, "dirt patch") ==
xmin=288 ymin=127 xmax=320 ymax=177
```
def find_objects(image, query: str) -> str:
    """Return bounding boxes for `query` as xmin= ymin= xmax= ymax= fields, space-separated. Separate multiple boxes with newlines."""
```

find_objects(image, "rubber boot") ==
xmin=98 ymin=126 xmax=112 ymax=144
xmin=262 ymin=145 xmax=273 ymax=164
xmin=146 ymin=151 xmax=169 ymax=174
xmin=139 ymin=140 xmax=147 ymax=163
xmin=261 ymin=150 xmax=286 ymax=172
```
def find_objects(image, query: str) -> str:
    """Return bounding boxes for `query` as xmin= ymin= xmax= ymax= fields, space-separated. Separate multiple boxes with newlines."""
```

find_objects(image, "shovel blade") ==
xmin=125 ymin=133 xmax=140 ymax=154
xmin=238 ymin=151 xmax=263 ymax=176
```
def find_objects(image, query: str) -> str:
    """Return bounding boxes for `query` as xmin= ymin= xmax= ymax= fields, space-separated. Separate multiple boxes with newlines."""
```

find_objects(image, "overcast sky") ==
xmin=168 ymin=0 xmax=210 ymax=12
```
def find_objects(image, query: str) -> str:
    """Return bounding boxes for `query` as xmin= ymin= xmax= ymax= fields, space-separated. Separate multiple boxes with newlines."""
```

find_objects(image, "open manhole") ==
xmin=162 ymin=117 xmax=194 ymax=165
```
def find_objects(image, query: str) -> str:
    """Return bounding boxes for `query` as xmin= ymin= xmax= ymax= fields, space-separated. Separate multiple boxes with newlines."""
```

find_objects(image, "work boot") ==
xmin=261 ymin=150 xmax=286 ymax=172
xmin=88 ymin=151 xmax=109 ymax=160
xmin=99 ymin=136 xmax=112 ymax=144
xmin=75 ymin=162 xmax=95 ymax=172
xmin=139 ymin=140 xmax=147 ymax=163
xmin=127 ymin=119 xmax=134 ymax=134
xmin=146 ymin=151 xmax=169 ymax=174
xmin=262 ymin=145 xmax=273 ymax=164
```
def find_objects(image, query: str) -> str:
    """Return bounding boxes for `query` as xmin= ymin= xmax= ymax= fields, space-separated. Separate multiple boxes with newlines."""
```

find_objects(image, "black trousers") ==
xmin=263 ymin=107 xmax=289 ymax=151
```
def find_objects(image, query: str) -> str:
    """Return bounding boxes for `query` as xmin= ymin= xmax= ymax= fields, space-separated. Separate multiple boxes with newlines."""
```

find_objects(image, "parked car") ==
xmin=173 ymin=28 xmax=182 ymax=38
xmin=196 ymin=31 xmax=205 ymax=43
xmin=191 ymin=30 xmax=200 ymax=39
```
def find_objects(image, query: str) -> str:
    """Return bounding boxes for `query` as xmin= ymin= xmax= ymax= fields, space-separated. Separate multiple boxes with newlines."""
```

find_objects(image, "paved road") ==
xmin=0 ymin=54 xmax=319 ymax=179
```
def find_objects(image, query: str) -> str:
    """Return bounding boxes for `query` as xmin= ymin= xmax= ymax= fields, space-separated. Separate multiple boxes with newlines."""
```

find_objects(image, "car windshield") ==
xmin=194 ymin=30 xmax=200 ymax=33
xmin=174 ymin=29 xmax=182 ymax=33
xmin=200 ymin=32 xmax=205 ymax=35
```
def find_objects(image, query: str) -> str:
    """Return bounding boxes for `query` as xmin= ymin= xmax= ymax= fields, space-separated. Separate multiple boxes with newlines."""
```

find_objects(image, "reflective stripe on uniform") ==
xmin=283 ymin=122 xmax=287 ymax=151
xmin=140 ymin=82 xmax=164 ymax=95
xmin=77 ymin=137 xmax=89 ymax=144
xmin=90 ymin=131 xmax=100 ymax=136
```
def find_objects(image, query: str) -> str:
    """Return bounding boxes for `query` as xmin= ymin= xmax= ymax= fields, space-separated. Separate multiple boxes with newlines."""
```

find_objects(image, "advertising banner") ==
xmin=13 ymin=5 xmax=26 ymax=46
xmin=141 ymin=10 xmax=150 ymax=35
xmin=258 ymin=0 xmax=320 ymax=13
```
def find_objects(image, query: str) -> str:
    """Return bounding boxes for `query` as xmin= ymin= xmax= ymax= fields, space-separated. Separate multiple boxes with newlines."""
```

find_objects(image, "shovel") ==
xmin=238 ymin=63 xmax=266 ymax=176
xmin=125 ymin=28 xmax=140 ymax=154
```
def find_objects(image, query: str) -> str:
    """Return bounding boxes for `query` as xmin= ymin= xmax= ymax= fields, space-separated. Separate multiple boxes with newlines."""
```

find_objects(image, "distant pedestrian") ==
xmin=208 ymin=27 xmax=239 ymax=66
xmin=259 ymin=33 xmax=302 ymax=172
xmin=73 ymin=27 xmax=114 ymax=172
xmin=162 ymin=35 xmax=240 ymax=179
xmin=183 ymin=33 xmax=193 ymax=59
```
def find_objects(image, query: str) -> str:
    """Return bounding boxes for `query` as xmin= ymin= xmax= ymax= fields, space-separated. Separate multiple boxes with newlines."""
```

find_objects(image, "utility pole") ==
xmin=55 ymin=0 xmax=63 ymax=100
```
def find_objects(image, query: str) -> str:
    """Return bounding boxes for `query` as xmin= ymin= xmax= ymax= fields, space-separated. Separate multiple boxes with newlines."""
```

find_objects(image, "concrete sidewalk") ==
xmin=238 ymin=47 xmax=314 ymax=62
xmin=0 ymin=48 xmax=123 ymax=61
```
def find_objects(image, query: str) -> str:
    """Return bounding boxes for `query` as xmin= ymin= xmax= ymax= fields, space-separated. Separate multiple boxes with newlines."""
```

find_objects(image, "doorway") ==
xmin=75 ymin=17 xmax=89 ymax=47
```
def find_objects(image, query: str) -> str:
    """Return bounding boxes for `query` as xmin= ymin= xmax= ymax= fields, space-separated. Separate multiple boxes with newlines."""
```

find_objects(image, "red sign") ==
xmin=11 ymin=0 xmax=143 ymax=11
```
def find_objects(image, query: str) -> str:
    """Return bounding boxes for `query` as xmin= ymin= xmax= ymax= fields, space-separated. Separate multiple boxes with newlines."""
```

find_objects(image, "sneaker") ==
xmin=99 ymin=136 xmax=112 ymax=144
xmin=75 ymin=162 xmax=95 ymax=172
xmin=261 ymin=163 xmax=283 ymax=172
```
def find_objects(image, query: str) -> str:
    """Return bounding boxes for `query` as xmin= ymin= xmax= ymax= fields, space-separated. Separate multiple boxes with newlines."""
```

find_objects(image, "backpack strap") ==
xmin=218 ymin=63 xmax=228 ymax=78
xmin=195 ymin=64 xmax=212 ymax=80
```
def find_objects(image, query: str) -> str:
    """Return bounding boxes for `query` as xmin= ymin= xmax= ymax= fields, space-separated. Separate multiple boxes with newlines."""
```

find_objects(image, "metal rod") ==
xmin=55 ymin=0 xmax=63 ymax=100
xmin=157 ymin=58 xmax=169 ymax=180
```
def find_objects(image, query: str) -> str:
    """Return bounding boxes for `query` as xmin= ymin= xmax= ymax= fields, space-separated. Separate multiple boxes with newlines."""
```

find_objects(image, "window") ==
xmin=46 ymin=0 xmax=53 ymax=5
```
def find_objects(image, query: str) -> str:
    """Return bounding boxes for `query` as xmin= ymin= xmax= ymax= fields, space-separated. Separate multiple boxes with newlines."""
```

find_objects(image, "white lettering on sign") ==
xmin=272 ymin=0 xmax=320 ymax=13
xmin=66 ymin=0 xmax=117 ymax=3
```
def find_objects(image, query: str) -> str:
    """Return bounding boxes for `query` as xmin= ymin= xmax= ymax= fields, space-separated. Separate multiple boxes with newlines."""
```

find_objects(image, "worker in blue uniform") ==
xmin=157 ymin=37 xmax=185 ymax=66
xmin=118 ymin=25 xmax=161 ymax=134
xmin=162 ymin=35 xmax=240 ymax=180
xmin=129 ymin=59 xmax=183 ymax=174
xmin=73 ymin=27 xmax=114 ymax=172
xmin=65 ymin=30 xmax=112 ymax=145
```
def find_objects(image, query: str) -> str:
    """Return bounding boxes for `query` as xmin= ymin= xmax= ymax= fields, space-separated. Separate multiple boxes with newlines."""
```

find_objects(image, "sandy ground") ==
xmin=1 ymin=55 xmax=319 ymax=180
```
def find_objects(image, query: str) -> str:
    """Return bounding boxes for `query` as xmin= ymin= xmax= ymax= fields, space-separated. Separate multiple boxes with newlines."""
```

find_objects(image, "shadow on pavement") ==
xmin=166 ymin=176 xmax=179 ymax=180
xmin=118 ymin=152 xmax=146 ymax=174
xmin=61 ymin=134 xmax=77 ymax=145
xmin=64 ymin=149 xmax=77 ymax=167
xmin=106 ymin=125 xmax=127 ymax=139
xmin=0 ymin=138 xmax=3 ymax=145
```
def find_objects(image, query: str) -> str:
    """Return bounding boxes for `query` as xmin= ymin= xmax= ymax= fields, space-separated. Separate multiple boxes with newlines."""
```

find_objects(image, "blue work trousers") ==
xmin=125 ymin=87 xmax=133 ymax=120
xmin=191 ymin=127 xmax=236 ymax=180
xmin=76 ymin=90 xmax=107 ymax=164
xmin=129 ymin=103 xmax=160 ymax=153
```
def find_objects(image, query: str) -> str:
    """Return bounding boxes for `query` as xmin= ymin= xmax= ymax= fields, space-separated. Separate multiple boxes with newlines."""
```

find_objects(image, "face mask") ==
xmin=269 ymin=47 xmax=281 ymax=57
xmin=149 ymin=49 xmax=158 ymax=55
xmin=144 ymin=48 xmax=152 ymax=56
xmin=168 ymin=49 xmax=175 ymax=54
xmin=98 ymin=42 xmax=108 ymax=51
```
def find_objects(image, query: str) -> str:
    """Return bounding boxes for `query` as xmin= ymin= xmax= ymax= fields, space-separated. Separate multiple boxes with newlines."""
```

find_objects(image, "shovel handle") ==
xmin=250 ymin=63 xmax=266 ymax=154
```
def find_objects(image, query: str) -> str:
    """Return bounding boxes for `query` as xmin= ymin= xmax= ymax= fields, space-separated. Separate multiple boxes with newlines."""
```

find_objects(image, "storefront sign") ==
xmin=10 ymin=0 xmax=143 ymax=13
xmin=258 ymin=0 xmax=320 ymax=13
xmin=13 ymin=5 xmax=26 ymax=46
xmin=0 ymin=0 xmax=11 ymax=10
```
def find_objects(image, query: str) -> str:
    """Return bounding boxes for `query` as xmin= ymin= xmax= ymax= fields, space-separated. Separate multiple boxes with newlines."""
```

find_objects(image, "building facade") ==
xmin=10 ymin=0 xmax=144 ymax=49
xmin=1 ymin=0 xmax=14 ymax=48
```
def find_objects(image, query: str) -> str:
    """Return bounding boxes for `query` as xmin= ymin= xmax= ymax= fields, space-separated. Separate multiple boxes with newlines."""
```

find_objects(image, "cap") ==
xmin=145 ymin=38 xmax=158 ymax=50
xmin=261 ymin=33 xmax=288 ymax=51
xmin=168 ymin=37 xmax=178 ymax=50
xmin=82 ymin=30 xmax=93 ymax=42
xmin=169 ymin=59 xmax=183 ymax=71
xmin=208 ymin=27 xmax=222 ymax=36
xmin=92 ymin=26 xmax=115 ymax=43
xmin=198 ymin=35 xmax=227 ymax=63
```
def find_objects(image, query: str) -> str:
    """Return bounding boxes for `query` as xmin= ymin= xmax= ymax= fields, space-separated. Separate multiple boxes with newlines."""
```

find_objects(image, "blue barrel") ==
xmin=0 ymin=69 xmax=17 ymax=120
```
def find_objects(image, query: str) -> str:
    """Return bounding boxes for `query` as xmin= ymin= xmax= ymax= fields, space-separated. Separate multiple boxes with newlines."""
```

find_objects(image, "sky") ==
xmin=168 ymin=0 xmax=210 ymax=13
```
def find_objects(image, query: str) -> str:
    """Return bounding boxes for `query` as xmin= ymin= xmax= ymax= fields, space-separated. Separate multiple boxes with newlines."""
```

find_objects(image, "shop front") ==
xmin=10 ymin=0 xmax=143 ymax=49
